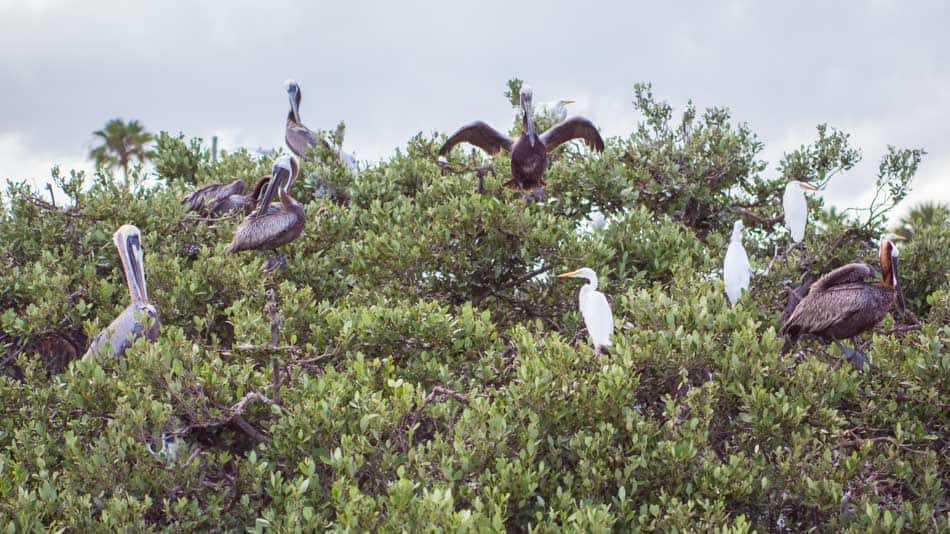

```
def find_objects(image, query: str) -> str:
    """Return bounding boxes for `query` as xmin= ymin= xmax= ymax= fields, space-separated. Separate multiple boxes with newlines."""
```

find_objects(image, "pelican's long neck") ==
xmin=879 ymin=242 xmax=897 ymax=288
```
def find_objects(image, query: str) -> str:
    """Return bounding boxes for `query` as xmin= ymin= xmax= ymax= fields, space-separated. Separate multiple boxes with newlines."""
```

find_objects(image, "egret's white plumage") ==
xmin=536 ymin=98 xmax=575 ymax=122
xmin=558 ymin=267 xmax=614 ymax=352
xmin=783 ymin=181 xmax=818 ymax=243
xmin=723 ymin=220 xmax=751 ymax=306
xmin=512 ymin=92 xmax=574 ymax=123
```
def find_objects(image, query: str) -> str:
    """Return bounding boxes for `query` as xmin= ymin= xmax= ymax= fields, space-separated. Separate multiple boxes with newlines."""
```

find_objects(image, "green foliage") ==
xmin=1 ymin=83 xmax=947 ymax=532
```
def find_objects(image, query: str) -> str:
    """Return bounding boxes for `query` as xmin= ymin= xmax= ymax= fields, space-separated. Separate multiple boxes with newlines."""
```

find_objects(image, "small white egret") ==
xmin=783 ymin=181 xmax=819 ymax=243
xmin=723 ymin=220 xmax=751 ymax=306
xmin=558 ymin=267 xmax=614 ymax=352
xmin=537 ymin=98 xmax=575 ymax=122
xmin=588 ymin=210 xmax=607 ymax=231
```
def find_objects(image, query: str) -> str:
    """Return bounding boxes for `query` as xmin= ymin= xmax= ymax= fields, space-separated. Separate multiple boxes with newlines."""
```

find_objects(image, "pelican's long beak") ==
xmin=289 ymin=88 xmax=301 ymax=123
xmin=798 ymin=182 xmax=819 ymax=191
xmin=114 ymin=224 xmax=148 ymax=304
xmin=522 ymin=94 xmax=536 ymax=146
xmin=256 ymin=166 xmax=287 ymax=216
xmin=557 ymin=270 xmax=581 ymax=278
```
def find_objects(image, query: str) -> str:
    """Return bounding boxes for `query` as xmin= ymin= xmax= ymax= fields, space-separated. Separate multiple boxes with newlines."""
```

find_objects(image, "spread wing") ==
xmin=540 ymin=116 xmax=605 ymax=153
xmin=439 ymin=121 xmax=512 ymax=156
xmin=286 ymin=124 xmax=329 ymax=160
xmin=811 ymin=263 xmax=873 ymax=292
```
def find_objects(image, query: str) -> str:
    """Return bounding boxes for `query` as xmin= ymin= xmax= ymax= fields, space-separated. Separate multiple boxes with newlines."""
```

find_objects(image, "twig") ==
xmin=180 ymin=391 xmax=275 ymax=445
xmin=421 ymin=386 xmax=469 ymax=407
xmin=472 ymin=265 xmax=555 ymax=304
xmin=45 ymin=183 xmax=56 ymax=207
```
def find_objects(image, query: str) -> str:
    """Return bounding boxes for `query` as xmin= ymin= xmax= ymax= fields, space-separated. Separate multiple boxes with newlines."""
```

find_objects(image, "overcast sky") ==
xmin=2 ymin=0 xmax=947 ymax=219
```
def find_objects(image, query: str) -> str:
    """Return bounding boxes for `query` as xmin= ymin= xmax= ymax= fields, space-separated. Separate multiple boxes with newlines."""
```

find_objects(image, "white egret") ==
xmin=723 ymin=220 xmax=751 ymax=306
xmin=783 ymin=181 xmax=819 ymax=243
xmin=536 ymin=98 xmax=575 ymax=123
xmin=558 ymin=267 xmax=614 ymax=352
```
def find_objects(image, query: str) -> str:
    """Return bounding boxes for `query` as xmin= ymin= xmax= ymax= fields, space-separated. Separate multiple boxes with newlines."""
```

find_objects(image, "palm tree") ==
xmin=89 ymin=119 xmax=155 ymax=183
xmin=893 ymin=201 xmax=950 ymax=240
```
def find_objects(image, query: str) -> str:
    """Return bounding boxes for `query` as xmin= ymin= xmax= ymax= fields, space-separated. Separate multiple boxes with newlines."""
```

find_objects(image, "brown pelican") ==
xmin=284 ymin=79 xmax=357 ymax=172
xmin=183 ymin=177 xmax=271 ymax=216
xmin=781 ymin=236 xmax=905 ymax=370
xmin=227 ymin=156 xmax=305 ymax=271
xmin=439 ymin=85 xmax=605 ymax=193
xmin=85 ymin=225 xmax=160 ymax=358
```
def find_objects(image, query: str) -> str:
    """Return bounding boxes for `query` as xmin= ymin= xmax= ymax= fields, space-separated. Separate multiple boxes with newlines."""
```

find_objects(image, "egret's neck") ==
xmin=731 ymin=227 xmax=743 ymax=243
xmin=583 ymin=274 xmax=598 ymax=291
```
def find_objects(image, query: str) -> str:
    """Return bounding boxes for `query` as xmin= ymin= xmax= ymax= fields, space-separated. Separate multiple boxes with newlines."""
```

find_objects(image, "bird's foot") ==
xmin=262 ymin=256 xmax=280 ymax=273
xmin=520 ymin=188 xmax=547 ymax=202
xmin=836 ymin=341 xmax=870 ymax=372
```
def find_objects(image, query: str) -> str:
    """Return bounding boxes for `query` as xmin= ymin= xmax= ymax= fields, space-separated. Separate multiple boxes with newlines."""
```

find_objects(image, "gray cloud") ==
xmin=2 ymin=0 xmax=947 ymax=217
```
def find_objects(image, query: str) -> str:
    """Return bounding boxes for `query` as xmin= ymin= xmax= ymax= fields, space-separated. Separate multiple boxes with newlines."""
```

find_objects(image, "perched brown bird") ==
xmin=283 ymin=79 xmax=357 ymax=172
xmin=85 ymin=225 xmax=160 ymax=358
xmin=439 ymin=85 xmax=605 ymax=193
xmin=781 ymin=237 xmax=906 ymax=370
xmin=227 ymin=156 xmax=305 ymax=271
xmin=183 ymin=177 xmax=271 ymax=216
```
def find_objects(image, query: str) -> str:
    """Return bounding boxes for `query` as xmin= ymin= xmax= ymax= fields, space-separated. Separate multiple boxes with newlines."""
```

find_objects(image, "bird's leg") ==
xmin=474 ymin=165 xmax=495 ymax=194
xmin=520 ymin=188 xmax=547 ymax=202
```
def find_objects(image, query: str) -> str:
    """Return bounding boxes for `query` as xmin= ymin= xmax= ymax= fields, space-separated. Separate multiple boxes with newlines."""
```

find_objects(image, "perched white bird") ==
xmin=558 ymin=267 xmax=614 ymax=352
xmin=723 ymin=220 xmax=751 ymax=306
xmin=536 ymin=98 xmax=575 ymax=122
xmin=512 ymin=97 xmax=575 ymax=123
xmin=783 ymin=181 xmax=819 ymax=243
xmin=588 ymin=210 xmax=607 ymax=231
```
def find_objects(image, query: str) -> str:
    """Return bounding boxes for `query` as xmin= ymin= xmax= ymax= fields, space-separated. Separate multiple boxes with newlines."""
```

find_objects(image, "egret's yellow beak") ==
xmin=561 ymin=99 xmax=575 ymax=105
xmin=892 ymin=234 xmax=907 ymax=241
xmin=798 ymin=182 xmax=819 ymax=191
xmin=558 ymin=270 xmax=581 ymax=278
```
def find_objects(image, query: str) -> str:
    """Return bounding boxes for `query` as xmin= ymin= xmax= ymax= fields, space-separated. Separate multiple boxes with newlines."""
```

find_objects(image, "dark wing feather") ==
xmin=439 ymin=121 xmax=512 ymax=156
xmin=811 ymin=263 xmax=873 ymax=292
xmin=182 ymin=180 xmax=244 ymax=212
xmin=781 ymin=283 xmax=871 ymax=337
xmin=286 ymin=124 xmax=329 ymax=160
xmin=539 ymin=116 xmax=605 ymax=153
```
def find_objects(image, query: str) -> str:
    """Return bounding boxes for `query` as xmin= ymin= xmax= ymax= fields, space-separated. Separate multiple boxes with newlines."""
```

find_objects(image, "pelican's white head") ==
xmin=284 ymin=79 xmax=301 ymax=122
xmin=520 ymin=85 xmax=536 ymax=144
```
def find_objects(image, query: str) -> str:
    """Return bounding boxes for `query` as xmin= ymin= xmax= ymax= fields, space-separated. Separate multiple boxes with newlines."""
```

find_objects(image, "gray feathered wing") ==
xmin=782 ymin=263 xmax=874 ymax=336
xmin=286 ymin=124 xmax=330 ymax=160
xmin=439 ymin=121 xmax=513 ymax=156
xmin=540 ymin=116 xmax=605 ymax=152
